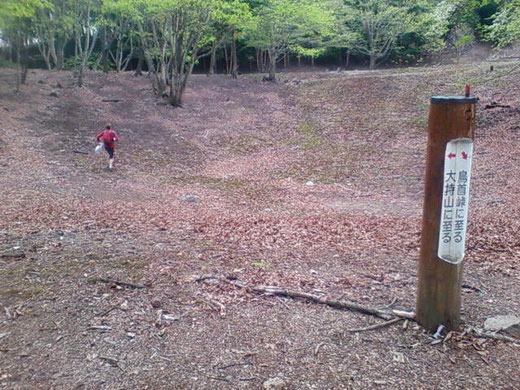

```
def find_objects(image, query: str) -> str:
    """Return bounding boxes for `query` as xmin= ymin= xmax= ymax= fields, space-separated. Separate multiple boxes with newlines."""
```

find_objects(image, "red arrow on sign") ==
xmin=447 ymin=153 xmax=457 ymax=159
xmin=461 ymin=151 xmax=468 ymax=160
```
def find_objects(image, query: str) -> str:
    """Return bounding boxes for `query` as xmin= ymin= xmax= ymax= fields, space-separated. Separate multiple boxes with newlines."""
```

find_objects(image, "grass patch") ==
xmin=251 ymin=261 xmax=270 ymax=268
xmin=295 ymin=121 xmax=322 ymax=149
xmin=227 ymin=135 xmax=268 ymax=154
xmin=0 ymin=285 xmax=45 ymax=299
xmin=114 ymin=255 xmax=147 ymax=271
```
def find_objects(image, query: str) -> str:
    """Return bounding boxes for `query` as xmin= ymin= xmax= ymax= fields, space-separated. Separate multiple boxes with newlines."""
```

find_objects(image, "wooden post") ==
xmin=416 ymin=95 xmax=477 ymax=332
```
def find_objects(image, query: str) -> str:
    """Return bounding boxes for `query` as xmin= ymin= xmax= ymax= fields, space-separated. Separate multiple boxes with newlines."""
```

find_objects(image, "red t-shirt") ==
xmin=96 ymin=130 xmax=119 ymax=149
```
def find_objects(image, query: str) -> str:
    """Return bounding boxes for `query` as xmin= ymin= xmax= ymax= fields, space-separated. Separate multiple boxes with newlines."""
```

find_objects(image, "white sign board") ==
xmin=438 ymin=138 xmax=474 ymax=265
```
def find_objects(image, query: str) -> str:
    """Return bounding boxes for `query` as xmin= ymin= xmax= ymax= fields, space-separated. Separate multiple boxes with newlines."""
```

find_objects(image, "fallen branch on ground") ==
xmin=195 ymin=276 xmax=415 ymax=323
xmin=484 ymin=103 xmax=511 ymax=110
xmin=250 ymin=285 xmax=414 ymax=321
xmin=195 ymin=276 xmax=520 ymax=343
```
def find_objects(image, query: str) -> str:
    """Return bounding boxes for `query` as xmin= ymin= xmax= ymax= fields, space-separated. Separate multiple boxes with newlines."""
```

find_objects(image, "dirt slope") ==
xmin=0 ymin=64 xmax=519 ymax=389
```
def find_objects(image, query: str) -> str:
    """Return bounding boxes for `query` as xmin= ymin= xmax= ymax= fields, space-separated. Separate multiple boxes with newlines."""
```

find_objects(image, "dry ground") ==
xmin=0 ymin=62 xmax=519 ymax=389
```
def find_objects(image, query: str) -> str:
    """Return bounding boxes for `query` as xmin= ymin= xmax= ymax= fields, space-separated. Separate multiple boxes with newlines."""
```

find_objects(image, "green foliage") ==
xmin=0 ymin=0 xmax=511 ymax=84
xmin=342 ymin=0 xmax=414 ymax=67
xmin=0 ymin=0 xmax=52 ymax=40
xmin=341 ymin=0 xmax=459 ymax=67
xmin=247 ymin=0 xmax=333 ymax=51
xmin=245 ymin=0 xmax=333 ymax=77
xmin=0 ymin=0 xmax=52 ymax=21
xmin=486 ymin=0 xmax=520 ymax=47
xmin=63 ymin=52 xmax=104 ymax=70
xmin=326 ymin=0 xmax=361 ymax=51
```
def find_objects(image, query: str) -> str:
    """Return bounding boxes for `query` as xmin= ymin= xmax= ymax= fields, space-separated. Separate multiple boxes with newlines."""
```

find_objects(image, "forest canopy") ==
xmin=1 ymin=0 xmax=519 ymax=105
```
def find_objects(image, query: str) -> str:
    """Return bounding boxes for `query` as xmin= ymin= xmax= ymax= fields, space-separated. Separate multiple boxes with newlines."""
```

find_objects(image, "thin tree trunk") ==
xmin=56 ymin=38 xmax=65 ymax=71
xmin=137 ymin=23 xmax=162 ymax=95
xmin=134 ymin=48 xmax=143 ymax=76
xmin=345 ymin=50 xmax=350 ymax=68
xmin=41 ymin=47 xmax=52 ymax=70
xmin=15 ymin=41 xmax=21 ymax=92
xmin=230 ymin=30 xmax=238 ymax=79
xmin=121 ymin=43 xmax=133 ymax=72
xmin=267 ymin=48 xmax=276 ymax=82
xmin=20 ymin=38 xmax=29 ymax=85
xmin=209 ymin=41 xmax=218 ymax=75
xmin=93 ymin=52 xmax=103 ymax=71
xmin=102 ymin=27 xmax=109 ymax=74
xmin=8 ymin=40 xmax=13 ymax=63
xmin=256 ymin=48 xmax=261 ymax=72
xmin=49 ymin=38 xmax=57 ymax=69
xmin=224 ymin=44 xmax=230 ymax=74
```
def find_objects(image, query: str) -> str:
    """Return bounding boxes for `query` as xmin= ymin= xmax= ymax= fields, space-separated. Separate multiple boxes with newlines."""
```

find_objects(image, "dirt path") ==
xmin=0 ymin=65 xmax=519 ymax=389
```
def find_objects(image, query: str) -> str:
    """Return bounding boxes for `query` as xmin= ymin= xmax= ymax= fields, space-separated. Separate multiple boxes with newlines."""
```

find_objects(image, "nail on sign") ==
xmin=438 ymin=138 xmax=474 ymax=265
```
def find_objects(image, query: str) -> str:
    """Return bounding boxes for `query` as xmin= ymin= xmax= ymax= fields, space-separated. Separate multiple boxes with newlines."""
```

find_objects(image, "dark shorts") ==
xmin=105 ymin=146 xmax=114 ymax=159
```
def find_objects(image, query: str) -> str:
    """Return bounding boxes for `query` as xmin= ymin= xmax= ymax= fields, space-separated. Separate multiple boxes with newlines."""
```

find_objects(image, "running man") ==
xmin=95 ymin=124 xmax=119 ymax=171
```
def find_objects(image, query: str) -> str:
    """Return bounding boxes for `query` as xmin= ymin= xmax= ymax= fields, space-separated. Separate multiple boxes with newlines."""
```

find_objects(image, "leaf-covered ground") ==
xmin=0 ymin=63 xmax=519 ymax=389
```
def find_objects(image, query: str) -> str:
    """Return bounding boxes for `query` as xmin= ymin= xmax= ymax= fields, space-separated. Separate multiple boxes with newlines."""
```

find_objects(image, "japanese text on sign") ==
xmin=438 ymin=138 xmax=474 ymax=265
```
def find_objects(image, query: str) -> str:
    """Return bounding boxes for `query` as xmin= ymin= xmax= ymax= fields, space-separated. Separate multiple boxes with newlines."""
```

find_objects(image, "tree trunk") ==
xmin=134 ymin=48 xmax=143 ymax=76
xmin=21 ymin=65 xmax=29 ymax=85
xmin=49 ymin=38 xmax=58 ymax=69
xmin=297 ymin=55 xmax=301 ymax=68
xmin=56 ymin=39 xmax=65 ymax=71
xmin=93 ymin=52 xmax=103 ymax=71
xmin=41 ymin=46 xmax=52 ymax=70
xmin=345 ymin=50 xmax=350 ymax=68
xmin=369 ymin=55 xmax=376 ymax=70
xmin=256 ymin=49 xmax=262 ymax=72
xmin=139 ymin=39 xmax=163 ymax=96
xmin=311 ymin=56 xmax=315 ymax=68
xmin=121 ymin=43 xmax=133 ymax=72
xmin=15 ymin=41 xmax=21 ymax=92
xmin=158 ymin=64 xmax=168 ymax=96
xmin=168 ymin=82 xmax=183 ymax=107
xmin=8 ymin=41 xmax=13 ymax=63
xmin=267 ymin=48 xmax=276 ymax=82
xmin=77 ymin=64 xmax=84 ymax=87
xmin=230 ymin=30 xmax=238 ymax=79
xmin=20 ymin=38 xmax=29 ymax=85
xmin=209 ymin=41 xmax=218 ymax=75
xmin=102 ymin=27 xmax=109 ymax=73
xmin=224 ymin=44 xmax=230 ymax=75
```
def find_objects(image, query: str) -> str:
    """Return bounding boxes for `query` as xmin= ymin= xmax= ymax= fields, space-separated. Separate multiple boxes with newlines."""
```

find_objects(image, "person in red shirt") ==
xmin=95 ymin=124 xmax=119 ymax=171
